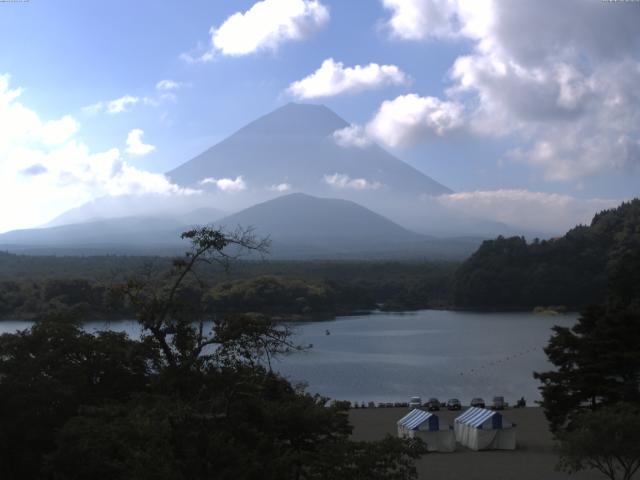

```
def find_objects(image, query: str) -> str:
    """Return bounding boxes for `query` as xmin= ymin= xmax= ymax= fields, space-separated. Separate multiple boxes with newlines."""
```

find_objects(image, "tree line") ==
xmin=0 ymin=260 xmax=457 ymax=321
xmin=453 ymin=199 xmax=640 ymax=310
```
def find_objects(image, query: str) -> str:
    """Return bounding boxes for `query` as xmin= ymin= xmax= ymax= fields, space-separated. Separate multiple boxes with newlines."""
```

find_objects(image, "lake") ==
xmin=0 ymin=310 xmax=576 ymax=405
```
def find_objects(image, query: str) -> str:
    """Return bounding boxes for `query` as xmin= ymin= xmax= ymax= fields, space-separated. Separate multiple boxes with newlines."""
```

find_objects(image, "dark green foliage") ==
xmin=205 ymin=275 xmax=374 ymax=318
xmin=534 ymin=304 xmax=640 ymax=433
xmin=535 ymin=209 xmax=640 ymax=434
xmin=0 ymin=320 xmax=154 ymax=479
xmin=0 ymin=257 xmax=457 ymax=320
xmin=0 ymin=278 xmax=126 ymax=320
xmin=557 ymin=403 xmax=640 ymax=480
xmin=454 ymin=199 xmax=640 ymax=309
xmin=0 ymin=227 xmax=426 ymax=479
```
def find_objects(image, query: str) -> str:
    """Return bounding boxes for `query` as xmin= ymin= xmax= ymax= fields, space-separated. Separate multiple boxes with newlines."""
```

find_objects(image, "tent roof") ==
xmin=455 ymin=407 xmax=507 ymax=428
xmin=397 ymin=409 xmax=434 ymax=430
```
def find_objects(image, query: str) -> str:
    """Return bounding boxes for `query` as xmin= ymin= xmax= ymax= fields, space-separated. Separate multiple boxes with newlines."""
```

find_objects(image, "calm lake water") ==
xmin=0 ymin=310 xmax=576 ymax=405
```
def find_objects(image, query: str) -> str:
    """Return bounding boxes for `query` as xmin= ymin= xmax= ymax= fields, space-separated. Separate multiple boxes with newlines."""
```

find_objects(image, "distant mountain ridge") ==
xmin=0 ymin=193 xmax=482 ymax=259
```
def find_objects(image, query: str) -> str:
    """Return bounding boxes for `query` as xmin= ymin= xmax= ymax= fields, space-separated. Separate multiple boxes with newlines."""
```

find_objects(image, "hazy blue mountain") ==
xmin=0 ymin=217 xmax=187 ymax=255
xmin=0 ymin=193 xmax=482 ymax=259
xmin=45 ymin=194 xmax=225 ymax=228
xmin=217 ymin=192 xmax=420 ymax=243
xmin=215 ymin=193 xmax=481 ymax=259
xmin=43 ymin=103 xmax=523 ymax=239
xmin=167 ymin=103 xmax=452 ymax=198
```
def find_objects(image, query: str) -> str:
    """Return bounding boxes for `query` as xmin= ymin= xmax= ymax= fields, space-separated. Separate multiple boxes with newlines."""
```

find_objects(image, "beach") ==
xmin=349 ymin=407 xmax=604 ymax=480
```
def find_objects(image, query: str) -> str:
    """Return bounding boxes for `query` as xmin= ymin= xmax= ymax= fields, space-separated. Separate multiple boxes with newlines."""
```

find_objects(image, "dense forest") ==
xmin=1 ymin=199 xmax=638 ymax=319
xmin=453 ymin=199 xmax=640 ymax=310
xmin=0 ymin=255 xmax=456 ymax=321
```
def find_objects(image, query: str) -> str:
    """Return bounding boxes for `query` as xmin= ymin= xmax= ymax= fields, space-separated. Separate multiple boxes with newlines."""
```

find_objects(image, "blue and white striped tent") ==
xmin=397 ymin=409 xmax=455 ymax=452
xmin=398 ymin=409 xmax=440 ymax=432
xmin=454 ymin=407 xmax=516 ymax=450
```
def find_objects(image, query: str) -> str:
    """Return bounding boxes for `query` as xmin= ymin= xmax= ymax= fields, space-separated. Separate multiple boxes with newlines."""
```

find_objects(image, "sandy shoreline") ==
xmin=349 ymin=407 xmax=604 ymax=480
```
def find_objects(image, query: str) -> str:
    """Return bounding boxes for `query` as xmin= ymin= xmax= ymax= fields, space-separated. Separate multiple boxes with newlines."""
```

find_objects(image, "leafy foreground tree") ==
xmin=0 ymin=227 xmax=426 ymax=480
xmin=557 ymin=403 xmax=640 ymax=480
xmin=535 ymin=247 xmax=640 ymax=479
xmin=534 ymin=303 xmax=640 ymax=433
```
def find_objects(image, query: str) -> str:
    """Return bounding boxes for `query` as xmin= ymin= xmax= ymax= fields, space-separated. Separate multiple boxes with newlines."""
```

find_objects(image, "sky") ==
xmin=0 ymin=0 xmax=639 ymax=233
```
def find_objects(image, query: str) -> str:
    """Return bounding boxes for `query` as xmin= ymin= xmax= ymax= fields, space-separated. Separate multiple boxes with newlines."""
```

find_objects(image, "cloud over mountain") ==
xmin=336 ymin=94 xmax=464 ymax=148
xmin=200 ymin=176 xmax=247 ymax=192
xmin=288 ymin=58 xmax=408 ymax=99
xmin=380 ymin=0 xmax=640 ymax=180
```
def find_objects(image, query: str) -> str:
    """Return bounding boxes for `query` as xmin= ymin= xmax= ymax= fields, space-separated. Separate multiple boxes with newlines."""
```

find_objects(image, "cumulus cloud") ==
xmin=270 ymin=182 xmax=292 ymax=192
xmin=437 ymin=189 xmax=622 ymax=234
xmin=382 ymin=0 xmax=462 ymax=40
xmin=0 ymin=74 xmax=195 ymax=233
xmin=288 ymin=58 xmax=408 ymax=99
xmin=125 ymin=129 xmax=156 ymax=156
xmin=366 ymin=94 xmax=464 ymax=147
xmin=186 ymin=0 xmax=329 ymax=60
xmin=156 ymin=79 xmax=183 ymax=91
xmin=83 ymin=95 xmax=140 ymax=115
xmin=200 ymin=176 xmax=247 ymax=192
xmin=336 ymin=94 xmax=464 ymax=148
xmin=323 ymin=173 xmax=382 ymax=190
xmin=42 ymin=116 xmax=79 ymax=145
xmin=381 ymin=0 xmax=640 ymax=181
xmin=333 ymin=124 xmax=372 ymax=148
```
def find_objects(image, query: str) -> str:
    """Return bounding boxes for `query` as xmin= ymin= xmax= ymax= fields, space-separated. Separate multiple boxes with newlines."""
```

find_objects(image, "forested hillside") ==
xmin=453 ymin=199 xmax=640 ymax=309
xmin=0 ymin=255 xmax=456 ymax=320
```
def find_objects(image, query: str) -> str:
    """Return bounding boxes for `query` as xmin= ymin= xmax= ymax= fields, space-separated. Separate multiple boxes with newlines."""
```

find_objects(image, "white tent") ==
xmin=454 ymin=407 xmax=516 ymax=451
xmin=397 ymin=409 xmax=456 ymax=452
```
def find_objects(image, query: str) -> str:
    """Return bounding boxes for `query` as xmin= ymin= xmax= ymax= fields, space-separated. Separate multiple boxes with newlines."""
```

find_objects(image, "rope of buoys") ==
xmin=457 ymin=346 xmax=540 ymax=377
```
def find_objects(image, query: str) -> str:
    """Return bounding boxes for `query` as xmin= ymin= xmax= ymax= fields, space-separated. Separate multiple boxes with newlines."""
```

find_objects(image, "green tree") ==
xmin=557 ymin=403 xmax=640 ymax=480
xmin=534 ymin=304 xmax=640 ymax=433
xmin=0 ymin=317 xmax=154 ymax=479
xmin=0 ymin=226 xmax=427 ymax=479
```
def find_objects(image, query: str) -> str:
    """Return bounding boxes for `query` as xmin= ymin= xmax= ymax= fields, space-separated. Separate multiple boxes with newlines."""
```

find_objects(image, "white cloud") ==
xmin=288 ymin=58 xmax=408 ymax=99
xmin=381 ymin=0 xmax=461 ymax=40
xmin=270 ymin=182 xmax=292 ymax=192
xmin=188 ymin=0 xmax=329 ymax=60
xmin=200 ymin=176 xmax=247 ymax=192
xmin=323 ymin=173 xmax=382 ymax=190
xmin=437 ymin=189 xmax=622 ymax=233
xmin=107 ymin=95 xmax=140 ymax=114
xmin=42 ymin=116 xmax=80 ymax=146
xmin=381 ymin=0 xmax=640 ymax=181
xmin=83 ymin=94 xmax=140 ymax=115
xmin=125 ymin=129 xmax=156 ymax=156
xmin=333 ymin=124 xmax=371 ymax=148
xmin=364 ymin=93 xmax=464 ymax=148
xmin=156 ymin=79 xmax=182 ymax=91
xmin=0 ymin=74 xmax=195 ymax=233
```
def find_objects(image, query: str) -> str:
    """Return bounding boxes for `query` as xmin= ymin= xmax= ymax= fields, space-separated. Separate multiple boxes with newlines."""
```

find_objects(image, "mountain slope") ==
xmin=0 ymin=217 xmax=188 ymax=255
xmin=217 ymin=192 xmax=421 ymax=244
xmin=215 ymin=193 xmax=480 ymax=259
xmin=44 ymin=194 xmax=224 ymax=228
xmin=167 ymin=103 xmax=451 ymax=198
